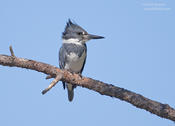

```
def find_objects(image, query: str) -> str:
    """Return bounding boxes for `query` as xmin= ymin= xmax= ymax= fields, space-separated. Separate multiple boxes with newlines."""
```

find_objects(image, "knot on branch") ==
xmin=9 ymin=46 xmax=15 ymax=57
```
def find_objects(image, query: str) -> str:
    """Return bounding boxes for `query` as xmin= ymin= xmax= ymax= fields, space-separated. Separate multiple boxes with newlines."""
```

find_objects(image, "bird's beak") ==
xmin=88 ymin=34 xmax=104 ymax=40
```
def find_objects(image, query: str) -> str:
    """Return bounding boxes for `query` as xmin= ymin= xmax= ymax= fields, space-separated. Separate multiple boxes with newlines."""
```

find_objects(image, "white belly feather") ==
xmin=65 ymin=51 xmax=86 ymax=73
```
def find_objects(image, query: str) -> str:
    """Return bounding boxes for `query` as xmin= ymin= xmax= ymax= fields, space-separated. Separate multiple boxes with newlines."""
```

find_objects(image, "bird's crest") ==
xmin=62 ymin=19 xmax=87 ymax=39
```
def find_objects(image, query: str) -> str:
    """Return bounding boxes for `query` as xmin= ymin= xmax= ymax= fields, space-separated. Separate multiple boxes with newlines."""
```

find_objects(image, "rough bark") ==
xmin=0 ymin=49 xmax=175 ymax=121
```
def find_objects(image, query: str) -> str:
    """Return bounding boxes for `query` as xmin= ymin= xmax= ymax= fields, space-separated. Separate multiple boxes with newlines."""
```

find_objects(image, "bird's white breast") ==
xmin=65 ymin=51 xmax=86 ymax=73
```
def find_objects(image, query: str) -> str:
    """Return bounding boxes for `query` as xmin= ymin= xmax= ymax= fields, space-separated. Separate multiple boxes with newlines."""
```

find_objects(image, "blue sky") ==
xmin=0 ymin=0 xmax=175 ymax=126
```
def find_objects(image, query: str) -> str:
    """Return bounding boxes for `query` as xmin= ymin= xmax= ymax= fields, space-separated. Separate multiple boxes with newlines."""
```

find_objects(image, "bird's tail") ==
xmin=66 ymin=83 xmax=74 ymax=102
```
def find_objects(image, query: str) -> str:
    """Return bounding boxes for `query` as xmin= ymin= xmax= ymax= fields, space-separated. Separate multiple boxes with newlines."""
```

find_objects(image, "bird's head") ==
xmin=62 ymin=19 xmax=104 ymax=44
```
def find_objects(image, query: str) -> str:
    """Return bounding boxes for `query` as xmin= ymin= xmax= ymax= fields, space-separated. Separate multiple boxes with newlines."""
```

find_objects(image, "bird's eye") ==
xmin=77 ymin=32 xmax=83 ymax=35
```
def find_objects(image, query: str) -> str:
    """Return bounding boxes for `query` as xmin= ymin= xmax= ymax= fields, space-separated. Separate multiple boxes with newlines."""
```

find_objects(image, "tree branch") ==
xmin=42 ymin=73 xmax=63 ymax=94
xmin=0 ymin=47 xmax=175 ymax=121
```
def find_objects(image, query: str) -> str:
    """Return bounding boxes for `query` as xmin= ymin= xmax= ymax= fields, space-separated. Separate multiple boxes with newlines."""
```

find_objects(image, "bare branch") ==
xmin=0 ymin=48 xmax=175 ymax=121
xmin=42 ymin=73 xmax=62 ymax=94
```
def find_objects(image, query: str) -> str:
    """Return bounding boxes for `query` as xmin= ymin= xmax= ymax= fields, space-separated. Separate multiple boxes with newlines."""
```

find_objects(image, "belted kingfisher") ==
xmin=59 ymin=19 xmax=104 ymax=101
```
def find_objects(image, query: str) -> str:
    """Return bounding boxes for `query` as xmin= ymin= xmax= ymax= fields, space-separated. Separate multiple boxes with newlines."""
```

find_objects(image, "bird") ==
xmin=59 ymin=19 xmax=104 ymax=101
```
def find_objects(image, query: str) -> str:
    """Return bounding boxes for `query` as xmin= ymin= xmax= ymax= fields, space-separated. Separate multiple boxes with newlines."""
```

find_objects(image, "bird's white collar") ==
xmin=63 ymin=38 xmax=84 ymax=45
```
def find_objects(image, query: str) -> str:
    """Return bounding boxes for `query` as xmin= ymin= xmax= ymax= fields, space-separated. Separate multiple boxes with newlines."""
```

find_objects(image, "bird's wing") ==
xmin=80 ymin=44 xmax=87 ymax=74
xmin=59 ymin=45 xmax=67 ymax=89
